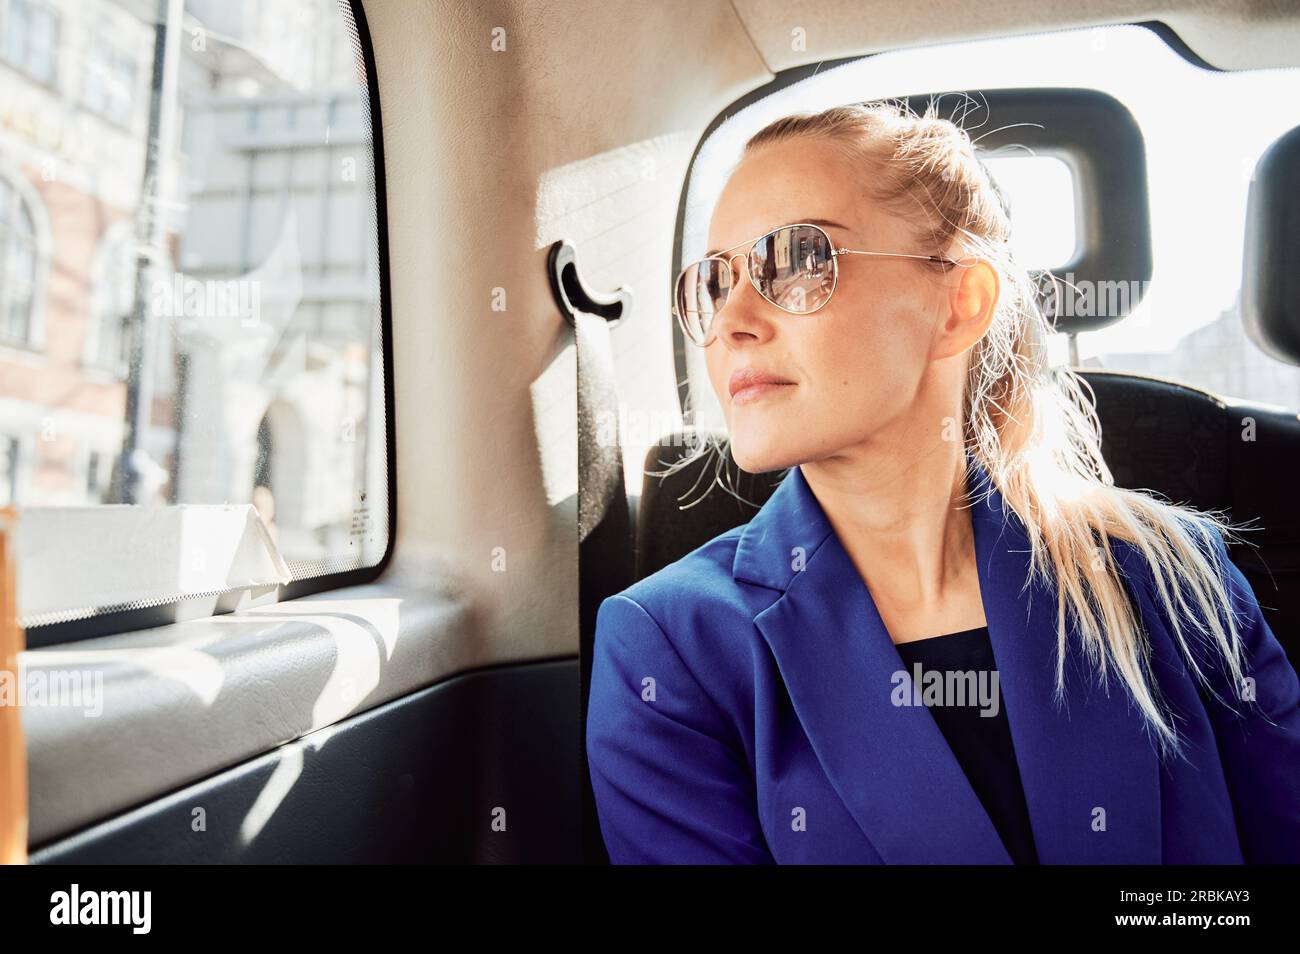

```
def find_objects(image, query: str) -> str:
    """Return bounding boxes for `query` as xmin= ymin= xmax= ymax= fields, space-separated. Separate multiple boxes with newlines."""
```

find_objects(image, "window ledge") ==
xmin=20 ymin=571 xmax=479 ymax=846
xmin=14 ymin=504 xmax=292 ymax=628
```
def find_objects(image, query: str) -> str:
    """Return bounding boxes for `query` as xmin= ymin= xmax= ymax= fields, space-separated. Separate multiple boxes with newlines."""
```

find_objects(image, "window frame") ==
xmin=667 ymin=19 xmax=1224 ymax=415
xmin=24 ymin=0 xmax=397 ymax=648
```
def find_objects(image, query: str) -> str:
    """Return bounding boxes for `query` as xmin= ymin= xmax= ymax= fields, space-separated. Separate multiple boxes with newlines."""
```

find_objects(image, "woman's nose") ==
xmin=713 ymin=254 xmax=774 ymax=344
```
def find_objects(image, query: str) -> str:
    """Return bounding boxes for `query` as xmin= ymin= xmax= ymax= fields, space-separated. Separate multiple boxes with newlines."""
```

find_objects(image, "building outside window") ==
xmin=81 ymin=39 xmax=136 ymax=126
xmin=0 ymin=176 xmax=39 ymax=346
xmin=2 ymin=0 xmax=60 ymax=86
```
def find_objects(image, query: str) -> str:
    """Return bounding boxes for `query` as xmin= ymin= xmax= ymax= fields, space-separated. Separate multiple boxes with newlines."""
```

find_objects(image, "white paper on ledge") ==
xmin=13 ymin=504 xmax=293 ymax=626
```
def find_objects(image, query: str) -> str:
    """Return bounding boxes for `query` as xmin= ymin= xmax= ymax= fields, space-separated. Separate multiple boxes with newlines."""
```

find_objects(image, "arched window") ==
xmin=0 ymin=176 xmax=40 ymax=346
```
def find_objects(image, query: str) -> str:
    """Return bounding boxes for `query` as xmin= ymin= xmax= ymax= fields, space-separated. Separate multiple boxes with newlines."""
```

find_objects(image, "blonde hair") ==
xmin=664 ymin=99 xmax=1257 ymax=759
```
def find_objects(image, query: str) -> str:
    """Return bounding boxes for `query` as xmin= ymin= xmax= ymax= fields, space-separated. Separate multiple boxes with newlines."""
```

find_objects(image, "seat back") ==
xmin=635 ymin=370 xmax=1300 ymax=669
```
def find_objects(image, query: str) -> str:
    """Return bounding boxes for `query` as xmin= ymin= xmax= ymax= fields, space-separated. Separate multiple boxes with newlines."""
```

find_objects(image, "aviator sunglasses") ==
xmin=673 ymin=222 xmax=963 ymax=346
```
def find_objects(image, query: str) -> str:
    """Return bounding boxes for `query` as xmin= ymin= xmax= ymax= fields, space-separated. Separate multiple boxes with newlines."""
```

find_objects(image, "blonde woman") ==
xmin=585 ymin=101 xmax=1300 ymax=864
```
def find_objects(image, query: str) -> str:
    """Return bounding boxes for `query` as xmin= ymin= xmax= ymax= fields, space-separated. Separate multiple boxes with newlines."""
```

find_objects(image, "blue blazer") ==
xmin=586 ymin=456 xmax=1300 ymax=864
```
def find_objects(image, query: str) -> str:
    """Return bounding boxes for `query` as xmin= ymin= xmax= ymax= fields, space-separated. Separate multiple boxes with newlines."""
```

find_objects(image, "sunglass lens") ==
xmin=750 ymin=225 xmax=836 ymax=313
xmin=676 ymin=258 xmax=731 ymax=344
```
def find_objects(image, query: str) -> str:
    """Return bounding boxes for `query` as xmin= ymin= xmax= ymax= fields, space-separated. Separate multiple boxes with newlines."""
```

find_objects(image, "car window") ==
xmin=0 ymin=0 xmax=388 ymax=630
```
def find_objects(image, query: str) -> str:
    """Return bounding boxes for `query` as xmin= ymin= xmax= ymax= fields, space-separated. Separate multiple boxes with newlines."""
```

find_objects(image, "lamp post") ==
xmin=117 ymin=0 xmax=184 ymax=505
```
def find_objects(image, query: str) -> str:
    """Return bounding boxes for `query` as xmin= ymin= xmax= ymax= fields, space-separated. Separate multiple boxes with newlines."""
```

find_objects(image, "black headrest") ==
xmin=1243 ymin=124 xmax=1300 ymax=366
xmin=634 ymin=374 xmax=1300 ymax=670
xmin=633 ymin=433 xmax=776 ymax=581
xmin=635 ymin=372 xmax=1299 ymax=584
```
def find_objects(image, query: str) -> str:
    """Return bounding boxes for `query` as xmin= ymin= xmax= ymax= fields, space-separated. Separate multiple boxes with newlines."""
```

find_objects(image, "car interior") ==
xmin=0 ymin=0 xmax=1297 ymax=868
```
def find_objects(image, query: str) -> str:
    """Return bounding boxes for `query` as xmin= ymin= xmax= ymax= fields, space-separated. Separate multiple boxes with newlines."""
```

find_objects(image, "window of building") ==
xmin=82 ymin=41 xmax=137 ymax=126
xmin=0 ymin=436 xmax=17 ymax=505
xmin=2 ymin=0 xmax=59 ymax=86
xmin=86 ymin=222 xmax=147 ymax=374
xmin=0 ymin=175 xmax=40 ymax=346
xmin=85 ymin=448 xmax=113 ymax=503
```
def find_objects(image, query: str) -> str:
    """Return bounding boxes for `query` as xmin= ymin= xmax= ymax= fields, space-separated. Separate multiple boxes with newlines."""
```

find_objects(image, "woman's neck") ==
xmin=799 ymin=440 xmax=987 ymax=643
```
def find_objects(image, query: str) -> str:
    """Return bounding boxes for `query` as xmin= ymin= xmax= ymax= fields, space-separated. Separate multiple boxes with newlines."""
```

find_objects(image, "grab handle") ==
xmin=547 ymin=240 xmax=631 ymax=328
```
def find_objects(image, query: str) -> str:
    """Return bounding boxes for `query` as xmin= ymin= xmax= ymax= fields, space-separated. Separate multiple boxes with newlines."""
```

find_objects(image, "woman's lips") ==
xmin=731 ymin=382 xmax=796 ymax=405
xmin=728 ymin=367 xmax=796 ymax=404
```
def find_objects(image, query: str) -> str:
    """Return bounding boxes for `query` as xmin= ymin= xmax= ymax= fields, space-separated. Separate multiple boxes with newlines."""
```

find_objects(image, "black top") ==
xmin=894 ymin=626 xmax=1039 ymax=865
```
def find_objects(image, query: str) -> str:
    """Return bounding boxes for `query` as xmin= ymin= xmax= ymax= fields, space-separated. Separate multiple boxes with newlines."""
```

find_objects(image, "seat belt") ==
xmin=575 ymin=311 xmax=634 ymax=866
xmin=550 ymin=240 xmax=634 ymax=865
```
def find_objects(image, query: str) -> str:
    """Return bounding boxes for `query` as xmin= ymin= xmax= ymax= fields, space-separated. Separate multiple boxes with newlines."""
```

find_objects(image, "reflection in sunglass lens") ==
xmin=750 ymin=225 xmax=835 ymax=314
xmin=675 ymin=258 xmax=731 ymax=344
xmin=675 ymin=225 xmax=839 ymax=346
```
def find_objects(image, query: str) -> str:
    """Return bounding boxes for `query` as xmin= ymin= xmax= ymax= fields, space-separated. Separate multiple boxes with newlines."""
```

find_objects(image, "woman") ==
xmin=584 ymin=101 xmax=1300 ymax=864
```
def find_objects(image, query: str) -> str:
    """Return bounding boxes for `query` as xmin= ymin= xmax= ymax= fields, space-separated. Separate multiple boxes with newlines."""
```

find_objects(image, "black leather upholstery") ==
xmin=1243 ymin=123 xmax=1300 ymax=366
xmin=634 ymin=370 xmax=1300 ymax=670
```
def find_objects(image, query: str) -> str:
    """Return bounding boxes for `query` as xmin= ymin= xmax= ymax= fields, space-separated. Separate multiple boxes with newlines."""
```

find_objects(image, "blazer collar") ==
xmin=735 ymin=453 xmax=1163 ymax=864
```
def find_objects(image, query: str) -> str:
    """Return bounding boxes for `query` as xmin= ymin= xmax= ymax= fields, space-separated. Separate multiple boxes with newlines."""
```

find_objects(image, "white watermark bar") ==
xmin=0 ymin=668 xmax=104 ymax=718
xmin=151 ymin=272 xmax=262 ymax=328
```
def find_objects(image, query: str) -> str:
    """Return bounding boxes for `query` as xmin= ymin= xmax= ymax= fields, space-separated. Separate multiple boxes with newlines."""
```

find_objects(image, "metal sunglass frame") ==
xmin=673 ymin=222 xmax=964 ymax=346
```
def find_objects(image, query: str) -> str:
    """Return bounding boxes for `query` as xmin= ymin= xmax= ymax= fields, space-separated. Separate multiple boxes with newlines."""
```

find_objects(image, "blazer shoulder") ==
xmin=585 ymin=534 xmax=775 ymax=862
xmin=593 ymin=524 xmax=769 ymax=737
xmin=609 ymin=520 xmax=778 ymax=645
xmin=1157 ymin=521 xmax=1300 ymax=863
xmin=1117 ymin=515 xmax=1292 ymax=689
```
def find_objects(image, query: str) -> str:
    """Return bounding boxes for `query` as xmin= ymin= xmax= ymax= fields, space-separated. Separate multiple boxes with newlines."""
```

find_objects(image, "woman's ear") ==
xmin=935 ymin=258 xmax=999 ymax=359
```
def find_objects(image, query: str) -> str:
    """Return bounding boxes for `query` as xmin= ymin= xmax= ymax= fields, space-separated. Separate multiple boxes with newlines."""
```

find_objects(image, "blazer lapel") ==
xmin=966 ymin=460 xmax=1163 ymax=864
xmin=736 ymin=455 xmax=1163 ymax=864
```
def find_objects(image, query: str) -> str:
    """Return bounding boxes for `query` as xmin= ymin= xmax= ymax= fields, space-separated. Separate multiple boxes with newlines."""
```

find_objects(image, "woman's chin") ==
xmin=730 ymin=440 xmax=798 ymax=476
